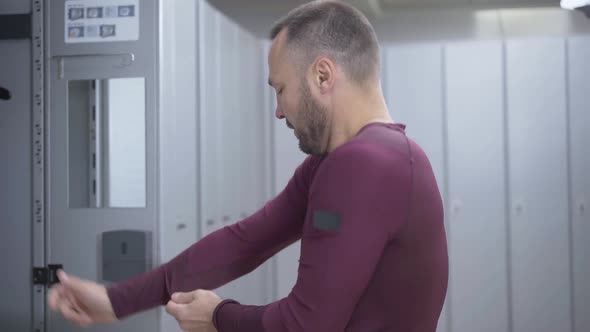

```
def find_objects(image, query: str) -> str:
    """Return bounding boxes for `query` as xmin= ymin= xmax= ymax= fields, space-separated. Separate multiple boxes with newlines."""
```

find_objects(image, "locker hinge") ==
xmin=33 ymin=264 xmax=63 ymax=286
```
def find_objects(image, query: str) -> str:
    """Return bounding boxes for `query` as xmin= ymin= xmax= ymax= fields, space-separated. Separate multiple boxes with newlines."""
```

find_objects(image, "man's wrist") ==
xmin=212 ymin=299 xmax=240 ymax=329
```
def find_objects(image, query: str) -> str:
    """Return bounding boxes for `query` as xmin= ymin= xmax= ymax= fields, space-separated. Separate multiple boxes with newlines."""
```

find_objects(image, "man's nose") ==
xmin=275 ymin=106 xmax=285 ymax=119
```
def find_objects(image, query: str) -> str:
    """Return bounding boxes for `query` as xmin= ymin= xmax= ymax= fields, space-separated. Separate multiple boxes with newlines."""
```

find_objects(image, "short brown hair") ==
xmin=270 ymin=1 xmax=380 ymax=85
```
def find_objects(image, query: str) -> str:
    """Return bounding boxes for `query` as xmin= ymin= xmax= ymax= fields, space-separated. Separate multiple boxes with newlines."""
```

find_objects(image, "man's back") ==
xmin=335 ymin=122 xmax=448 ymax=331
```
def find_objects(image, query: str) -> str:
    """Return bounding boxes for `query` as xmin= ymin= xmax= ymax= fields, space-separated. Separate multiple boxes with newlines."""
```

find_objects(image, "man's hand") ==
xmin=165 ymin=289 xmax=223 ymax=332
xmin=47 ymin=270 xmax=117 ymax=327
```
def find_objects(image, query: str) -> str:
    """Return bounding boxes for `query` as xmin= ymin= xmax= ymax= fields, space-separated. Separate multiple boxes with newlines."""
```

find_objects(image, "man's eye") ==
xmin=277 ymin=88 xmax=283 ymax=95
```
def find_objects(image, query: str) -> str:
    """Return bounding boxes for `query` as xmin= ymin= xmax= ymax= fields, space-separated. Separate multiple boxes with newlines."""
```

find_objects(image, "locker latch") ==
xmin=0 ymin=86 xmax=11 ymax=100
xmin=33 ymin=264 xmax=63 ymax=286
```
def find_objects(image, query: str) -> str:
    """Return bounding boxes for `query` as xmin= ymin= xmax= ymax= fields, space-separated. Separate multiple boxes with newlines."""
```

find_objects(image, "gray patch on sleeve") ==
xmin=313 ymin=210 xmax=342 ymax=232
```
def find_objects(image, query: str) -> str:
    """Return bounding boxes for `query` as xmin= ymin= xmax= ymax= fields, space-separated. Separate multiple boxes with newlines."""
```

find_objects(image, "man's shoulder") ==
xmin=328 ymin=140 xmax=385 ymax=164
xmin=328 ymin=129 xmax=407 ymax=165
xmin=317 ymin=141 xmax=399 ymax=182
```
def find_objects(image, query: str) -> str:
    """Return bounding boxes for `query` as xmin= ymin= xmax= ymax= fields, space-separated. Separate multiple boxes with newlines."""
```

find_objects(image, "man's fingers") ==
xmin=50 ymin=271 xmax=95 ymax=327
xmin=49 ymin=285 xmax=76 ymax=313
xmin=48 ymin=285 xmax=64 ymax=310
xmin=57 ymin=286 xmax=78 ymax=310
xmin=165 ymin=300 xmax=185 ymax=319
xmin=56 ymin=270 xmax=68 ymax=283
xmin=59 ymin=301 xmax=92 ymax=327
xmin=171 ymin=292 xmax=194 ymax=304
xmin=51 ymin=285 xmax=93 ymax=326
xmin=60 ymin=284 xmax=83 ymax=311
xmin=57 ymin=270 xmax=85 ymax=293
xmin=56 ymin=271 xmax=88 ymax=313
xmin=165 ymin=301 xmax=179 ymax=316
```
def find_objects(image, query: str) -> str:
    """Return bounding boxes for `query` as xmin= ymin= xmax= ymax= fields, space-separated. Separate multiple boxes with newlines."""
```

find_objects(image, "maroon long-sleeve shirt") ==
xmin=107 ymin=122 xmax=448 ymax=331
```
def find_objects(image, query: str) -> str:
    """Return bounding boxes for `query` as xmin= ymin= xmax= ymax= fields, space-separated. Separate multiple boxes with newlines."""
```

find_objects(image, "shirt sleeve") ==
xmin=213 ymin=144 xmax=412 ymax=331
xmin=107 ymin=156 xmax=319 ymax=319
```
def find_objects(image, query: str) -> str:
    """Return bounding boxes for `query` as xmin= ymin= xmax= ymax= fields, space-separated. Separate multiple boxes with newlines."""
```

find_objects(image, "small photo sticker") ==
xmin=68 ymin=26 xmax=85 ymax=38
xmin=68 ymin=7 xmax=84 ymax=21
xmin=87 ymin=7 xmax=104 ymax=19
xmin=100 ymin=25 xmax=116 ymax=38
xmin=118 ymin=5 xmax=135 ymax=17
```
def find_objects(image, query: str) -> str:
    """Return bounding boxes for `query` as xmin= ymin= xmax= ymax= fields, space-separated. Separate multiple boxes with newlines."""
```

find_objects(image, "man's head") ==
xmin=267 ymin=1 xmax=381 ymax=156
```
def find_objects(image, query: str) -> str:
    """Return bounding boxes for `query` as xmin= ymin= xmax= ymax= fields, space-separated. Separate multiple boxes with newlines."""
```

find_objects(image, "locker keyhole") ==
xmin=121 ymin=242 xmax=128 ymax=255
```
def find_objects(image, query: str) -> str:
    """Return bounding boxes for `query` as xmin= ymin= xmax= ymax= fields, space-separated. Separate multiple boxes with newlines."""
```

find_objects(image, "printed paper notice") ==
xmin=65 ymin=0 xmax=139 ymax=43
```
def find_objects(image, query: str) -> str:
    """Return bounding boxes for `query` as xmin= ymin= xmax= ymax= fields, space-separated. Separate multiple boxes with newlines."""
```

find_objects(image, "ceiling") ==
xmin=207 ymin=0 xmax=560 ymax=38
xmin=363 ymin=0 xmax=556 ymax=12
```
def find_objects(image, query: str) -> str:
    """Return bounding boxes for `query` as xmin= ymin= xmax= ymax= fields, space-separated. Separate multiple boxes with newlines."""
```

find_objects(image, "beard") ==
xmin=293 ymin=80 xmax=329 ymax=156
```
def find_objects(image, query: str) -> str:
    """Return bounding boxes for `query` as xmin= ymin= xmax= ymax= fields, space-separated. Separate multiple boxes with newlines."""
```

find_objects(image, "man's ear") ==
xmin=313 ymin=57 xmax=335 ymax=93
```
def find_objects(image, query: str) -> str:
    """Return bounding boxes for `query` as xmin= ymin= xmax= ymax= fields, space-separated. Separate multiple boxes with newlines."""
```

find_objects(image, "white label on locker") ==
xmin=65 ymin=0 xmax=139 ymax=43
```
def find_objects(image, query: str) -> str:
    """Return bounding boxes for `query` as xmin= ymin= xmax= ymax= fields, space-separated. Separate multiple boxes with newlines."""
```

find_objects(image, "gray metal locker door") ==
xmin=197 ymin=1 xmax=271 ymax=306
xmin=506 ymin=38 xmax=572 ymax=332
xmin=445 ymin=41 xmax=509 ymax=332
xmin=46 ymin=1 xmax=159 ymax=331
xmin=217 ymin=10 xmax=239 ymax=229
xmin=568 ymin=36 xmax=590 ymax=332
xmin=0 ymin=38 xmax=33 ymax=332
xmin=228 ymin=24 xmax=273 ymax=306
xmin=213 ymin=10 xmax=266 ymax=306
xmin=199 ymin=0 xmax=222 ymax=237
xmin=239 ymin=27 xmax=265 ymax=221
xmin=384 ymin=44 xmax=446 ymax=200
xmin=383 ymin=43 xmax=449 ymax=332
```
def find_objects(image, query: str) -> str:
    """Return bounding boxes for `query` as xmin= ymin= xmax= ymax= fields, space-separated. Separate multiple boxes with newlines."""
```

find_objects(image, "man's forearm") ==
xmin=106 ymin=225 xmax=270 ymax=319
xmin=106 ymin=157 xmax=314 ymax=320
xmin=106 ymin=209 xmax=300 ymax=319
xmin=107 ymin=263 xmax=170 ymax=319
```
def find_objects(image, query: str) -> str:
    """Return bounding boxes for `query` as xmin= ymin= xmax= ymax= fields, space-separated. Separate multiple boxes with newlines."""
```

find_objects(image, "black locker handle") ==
xmin=0 ymin=86 xmax=11 ymax=100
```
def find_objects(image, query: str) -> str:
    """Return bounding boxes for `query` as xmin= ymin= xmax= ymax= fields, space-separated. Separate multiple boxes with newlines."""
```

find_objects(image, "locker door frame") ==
xmin=33 ymin=0 xmax=46 ymax=330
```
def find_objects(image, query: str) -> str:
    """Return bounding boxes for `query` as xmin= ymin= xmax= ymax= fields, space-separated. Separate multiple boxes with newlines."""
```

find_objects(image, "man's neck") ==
xmin=326 ymin=85 xmax=392 ymax=153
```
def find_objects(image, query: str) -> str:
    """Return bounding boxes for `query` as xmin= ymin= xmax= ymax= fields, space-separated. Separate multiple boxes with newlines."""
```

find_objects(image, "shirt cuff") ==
xmin=212 ymin=299 xmax=240 ymax=329
xmin=212 ymin=299 xmax=268 ymax=332
xmin=106 ymin=284 xmax=128 ymax=319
